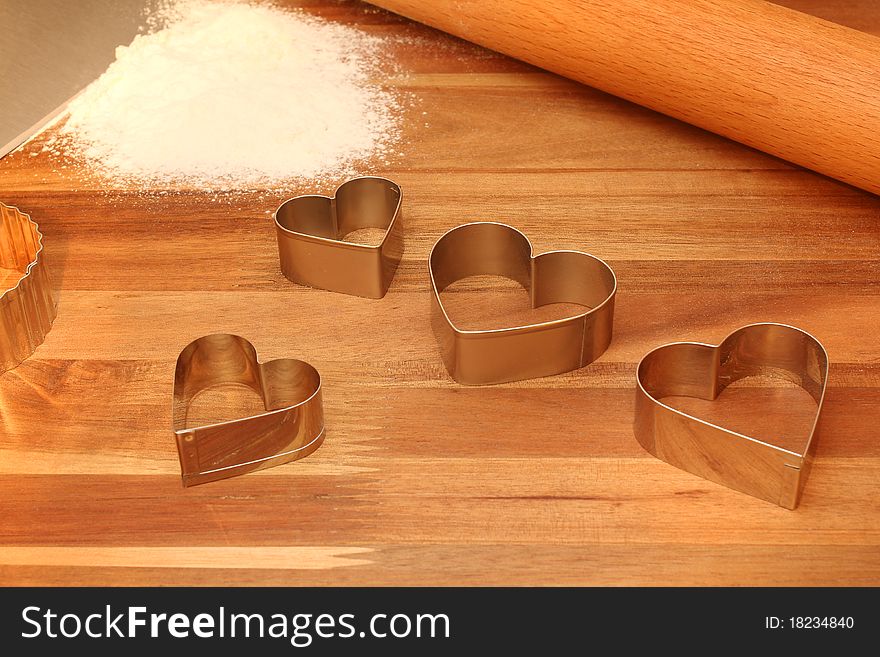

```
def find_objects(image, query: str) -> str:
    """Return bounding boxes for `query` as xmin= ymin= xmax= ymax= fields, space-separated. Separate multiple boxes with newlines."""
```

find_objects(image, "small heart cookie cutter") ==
xmin=634 ymin=323 xmax=828 ymax=509
xmin=274 ymin=176 xmax=403 ymax=299
xmin=172 ymin=334 xmax=325 ymax=486
xmin=429 ymin=222 xmax=617 ymax=385
xmin=1 ymin=202 xmax=57 ymax=373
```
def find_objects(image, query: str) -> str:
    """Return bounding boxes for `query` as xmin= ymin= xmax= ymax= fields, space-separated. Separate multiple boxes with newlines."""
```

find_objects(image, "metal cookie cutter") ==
xmin=429 ymin=222 xmax=617 ymax=385
xmin=1 ymin=202 xmax=57 ymax=372
xmin=172 ymin=334 xmax=325 ymax=486
xmin=634 ymin=323 xmax=828 ymax=509
xmin=274 ymin=176 xmax=403 ymax=299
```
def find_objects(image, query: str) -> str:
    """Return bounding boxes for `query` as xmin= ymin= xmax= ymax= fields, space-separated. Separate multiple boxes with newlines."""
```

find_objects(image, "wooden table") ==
xmin=1 ymin=0 xmax=877 ymax=586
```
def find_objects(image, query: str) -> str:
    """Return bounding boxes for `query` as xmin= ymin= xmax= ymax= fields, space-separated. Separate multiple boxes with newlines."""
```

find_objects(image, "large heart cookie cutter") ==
xmin=429 ymin=222 xmax=617 ymax=385
xmin=1 ymin=202 xmax=57 ymax=372
xmin=172 ymin=334 xmax=325 ymax=486
xmin=634 ymin=323 xmax=828 ymax=509
xmin=274 ymin=176 xmax=403 ymax=299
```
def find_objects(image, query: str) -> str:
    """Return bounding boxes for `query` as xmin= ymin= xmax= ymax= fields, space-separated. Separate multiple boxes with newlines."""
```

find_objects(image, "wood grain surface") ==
xmin=0 ymin=0 xmax=878 ymax=586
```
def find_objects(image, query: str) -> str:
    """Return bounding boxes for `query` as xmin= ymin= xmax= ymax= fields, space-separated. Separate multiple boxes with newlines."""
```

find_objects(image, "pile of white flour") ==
xmin=50 ymin=0 xmax=402 ymax=188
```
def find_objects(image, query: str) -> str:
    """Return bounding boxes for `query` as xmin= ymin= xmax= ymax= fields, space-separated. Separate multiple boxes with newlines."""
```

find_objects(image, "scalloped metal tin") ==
xmin=0 ymin=202 xmax=56 ymax=372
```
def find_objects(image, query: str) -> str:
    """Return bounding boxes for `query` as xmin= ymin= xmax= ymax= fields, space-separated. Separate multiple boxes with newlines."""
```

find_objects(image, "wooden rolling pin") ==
xmin=371 ymin=0 xmax=880 ymax=195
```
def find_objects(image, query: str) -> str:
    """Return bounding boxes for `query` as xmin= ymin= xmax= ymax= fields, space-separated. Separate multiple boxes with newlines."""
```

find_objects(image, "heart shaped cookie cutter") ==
xmin=1 ymin=202 xmax=57 ymax=372
xmin=634 ymin=323 xmax=828 ymax=509
xmin=429 ymin=222 xmax=617 ymax=385
xmin=172 ymin=334 xmax=325 ymax=486
xmin=274 ymin=176 xmax=403 ymax=299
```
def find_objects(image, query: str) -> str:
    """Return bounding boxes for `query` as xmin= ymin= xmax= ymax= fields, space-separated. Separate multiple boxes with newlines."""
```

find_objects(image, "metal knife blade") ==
xmin=0 ymin=0 xmax=147 ymax=158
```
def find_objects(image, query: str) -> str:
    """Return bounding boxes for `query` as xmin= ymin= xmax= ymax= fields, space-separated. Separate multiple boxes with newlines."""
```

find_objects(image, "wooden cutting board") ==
xmin=0 ymin=0 xmax=877 ymax=586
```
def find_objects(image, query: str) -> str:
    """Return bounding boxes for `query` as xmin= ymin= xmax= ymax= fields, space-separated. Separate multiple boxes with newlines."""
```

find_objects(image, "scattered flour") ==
xmin=49 ymin=0 xmax=403 ymax=189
